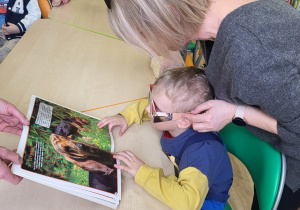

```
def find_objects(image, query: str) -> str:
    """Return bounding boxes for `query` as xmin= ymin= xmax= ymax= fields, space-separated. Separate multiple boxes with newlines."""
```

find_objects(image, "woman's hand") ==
xmin=0 ymin=99 xmax=29 ymax=136
xmin=0 ymin=147 xmax=23 ymax=184
xmin=182 ymin=100 xmax=237 ymax=132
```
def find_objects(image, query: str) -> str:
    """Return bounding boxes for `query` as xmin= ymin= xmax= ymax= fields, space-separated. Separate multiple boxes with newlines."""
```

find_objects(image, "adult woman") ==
xmin=105 ymin=0 xmax=300 ymax=209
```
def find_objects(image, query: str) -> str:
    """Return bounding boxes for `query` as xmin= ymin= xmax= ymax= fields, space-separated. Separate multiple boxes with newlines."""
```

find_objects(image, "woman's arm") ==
xmin=244 ymin=105 xmax=277 ymax=134
xmin=182 ymin=100 xmax=278 ymax=134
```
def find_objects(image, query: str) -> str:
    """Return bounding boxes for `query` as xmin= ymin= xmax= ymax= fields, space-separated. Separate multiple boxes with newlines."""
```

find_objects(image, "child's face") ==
xmin=146 ymin=89 xmax=179 ymax=131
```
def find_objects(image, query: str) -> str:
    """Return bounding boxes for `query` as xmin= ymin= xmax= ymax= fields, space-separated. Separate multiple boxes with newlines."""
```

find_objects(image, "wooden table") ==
xmin=0 ymin=19 xmax=174 ymax=210
xmin=48 ymin=0 xmax=117 ymax=38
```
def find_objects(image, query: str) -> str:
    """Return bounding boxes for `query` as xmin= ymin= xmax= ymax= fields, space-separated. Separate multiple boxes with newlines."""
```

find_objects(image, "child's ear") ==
xmin=177 ymin=118 xmax=192 ymax=129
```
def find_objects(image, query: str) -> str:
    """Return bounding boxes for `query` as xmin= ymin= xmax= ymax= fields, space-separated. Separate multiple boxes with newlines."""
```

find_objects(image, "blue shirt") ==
xmin=160 ymin=128 xmax=233 ymax=203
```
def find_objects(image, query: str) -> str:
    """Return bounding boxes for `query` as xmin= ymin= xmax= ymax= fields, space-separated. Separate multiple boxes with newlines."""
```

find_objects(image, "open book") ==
xmin=12 ymin=96 xmax=121 ymax=209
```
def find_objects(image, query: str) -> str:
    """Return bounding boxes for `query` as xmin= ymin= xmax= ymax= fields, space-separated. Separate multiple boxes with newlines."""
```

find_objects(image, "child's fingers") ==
xmin=114 ymin=151 xmax=143 ymax=177
xmin=97 ymin=120 xmax=108 ymax=128
xmin=114 ymin=163 xmax=137 ymax=176
xmin=98 ymin=115 xmax=128 ymax=136
xmin=125 ymin=151 xmax=136 ymax=158
xmin=114 ymin=163 xmax=129 ymax=171
xmin=98 ymin=117 xmax=113 ymax=127
xmin=113 ymin=151 xmax=134 ymax=165
xmin=108 ymin=122 xmax=119 ymax=132
xmin=119 ymin=125 xmax=128 ymax=136
xmin=98 ymin=118 xmax=116 ymax=132
xmin=107 ymin=123 xmax=115 ymax=133
xmin=107 ymin=121 xmax=122 ymax=133
xmin=113 ymin=152 xmax=128 ymax=162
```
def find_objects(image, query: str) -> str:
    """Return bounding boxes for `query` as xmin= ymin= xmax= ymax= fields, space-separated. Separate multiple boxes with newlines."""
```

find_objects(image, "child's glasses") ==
xmin=148 ymin=84 xmax=185 ymax=123
xmin=104 ymin=0 xmax=111 ymax=9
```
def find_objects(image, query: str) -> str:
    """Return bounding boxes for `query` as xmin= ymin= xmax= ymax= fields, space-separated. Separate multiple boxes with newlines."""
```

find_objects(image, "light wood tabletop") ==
xmin=0 ymin=18 xmax=254 ymax=210
xmin=0 ymin=19 xmax=174 ymax=210
xmin=48 ymin=0 xmax=117 ymax=38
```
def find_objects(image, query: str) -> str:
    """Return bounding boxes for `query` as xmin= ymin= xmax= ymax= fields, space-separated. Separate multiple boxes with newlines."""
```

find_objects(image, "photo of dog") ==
xmin=50 ymin=134 xmax=115 ymax=175
xmin=54 ymin=117 xmax=91 ymax=140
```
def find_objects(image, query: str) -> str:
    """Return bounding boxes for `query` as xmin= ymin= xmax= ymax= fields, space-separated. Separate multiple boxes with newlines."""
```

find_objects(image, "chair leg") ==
xmin=272 ymin=154 xmax=286 ymax=210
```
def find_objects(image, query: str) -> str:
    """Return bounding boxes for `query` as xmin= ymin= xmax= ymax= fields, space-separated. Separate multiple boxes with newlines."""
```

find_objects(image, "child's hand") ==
xmin=113 ymin=151 xmax=144 ymax=177
xmin=97 ymin=115 xmax=128 ymax=136
xmin=2 ymin=23 xmax=20 ymax=35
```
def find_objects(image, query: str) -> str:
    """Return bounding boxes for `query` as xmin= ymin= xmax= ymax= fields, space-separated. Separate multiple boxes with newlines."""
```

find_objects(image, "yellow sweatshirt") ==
xmin=119 ymin=99 xmax=209 ymax=209
xmin=119 ymin=98 xmax=150 ymax=126
xmin=135 ymin=165 xmax=208 ymax=210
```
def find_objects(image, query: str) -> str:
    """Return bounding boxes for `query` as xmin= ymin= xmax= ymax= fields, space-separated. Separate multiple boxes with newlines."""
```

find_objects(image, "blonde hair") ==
xmin=107 ymin=0 xmax=212 ymax=57
xmin=152 ymin=66 xmax=214 ymax=113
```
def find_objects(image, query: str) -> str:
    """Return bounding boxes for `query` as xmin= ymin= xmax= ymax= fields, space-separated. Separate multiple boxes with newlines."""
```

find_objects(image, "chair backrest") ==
xmin=219 ymin=123 xmax=286 ymax=210
xmin=38 ymin=0 xmax=52 ymax=19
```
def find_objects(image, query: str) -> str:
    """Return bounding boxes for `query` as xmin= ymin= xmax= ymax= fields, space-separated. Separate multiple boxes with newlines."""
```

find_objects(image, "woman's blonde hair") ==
xmin=107 ymin=0 xmax=211 ymax=57
xmin=152 ymin=66 xmax=214 ymax=113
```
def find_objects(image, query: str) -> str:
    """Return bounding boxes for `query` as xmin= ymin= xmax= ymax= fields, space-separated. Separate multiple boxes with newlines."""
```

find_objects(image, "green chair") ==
xmin=220 ymin=123 xmax=286 ymax=210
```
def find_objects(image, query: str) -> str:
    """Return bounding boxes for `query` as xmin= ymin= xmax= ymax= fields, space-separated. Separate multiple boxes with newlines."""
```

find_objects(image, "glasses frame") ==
xmin=148 ymin=84 xmax=185 ymax=123
xmin=104 ymin=0 xmax=111 ymax=9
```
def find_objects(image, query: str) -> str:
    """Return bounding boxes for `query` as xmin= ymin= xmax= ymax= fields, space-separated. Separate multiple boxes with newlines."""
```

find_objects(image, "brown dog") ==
xmin=49 ymin=134 xmax=115 ymax=175
xmin=54 ymin=117 xmax=91 ymax=140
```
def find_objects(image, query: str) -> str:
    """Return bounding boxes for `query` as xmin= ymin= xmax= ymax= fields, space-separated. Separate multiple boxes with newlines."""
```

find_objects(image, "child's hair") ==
xmin=152 ymin=66 xmax=214 ymax=113
xmin=107 ymin=0 xmax=212 ymax=57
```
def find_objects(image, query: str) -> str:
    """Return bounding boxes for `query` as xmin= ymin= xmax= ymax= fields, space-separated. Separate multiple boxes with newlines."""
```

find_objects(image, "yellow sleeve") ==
xmin=119 ymin=99 xmax=150 ymax=127
xmin=135 ymin=164 xmax=208 ymax=210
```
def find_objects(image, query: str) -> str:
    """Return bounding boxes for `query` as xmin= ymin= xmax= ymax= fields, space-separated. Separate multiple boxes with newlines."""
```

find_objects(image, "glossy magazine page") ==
xmin=12 ymin=95 xmax=121 ymax=208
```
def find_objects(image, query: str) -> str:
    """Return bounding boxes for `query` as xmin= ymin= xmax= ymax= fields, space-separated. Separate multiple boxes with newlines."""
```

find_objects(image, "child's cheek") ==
xmin=151 ymin=121 xmax=167 ymax=131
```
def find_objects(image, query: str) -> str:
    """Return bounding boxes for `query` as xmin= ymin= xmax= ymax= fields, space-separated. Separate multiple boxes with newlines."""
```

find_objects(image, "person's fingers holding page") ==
xmin=0 ymin=146 xmax=23 ymax=184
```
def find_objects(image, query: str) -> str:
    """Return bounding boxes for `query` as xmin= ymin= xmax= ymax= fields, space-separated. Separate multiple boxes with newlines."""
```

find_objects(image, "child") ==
xmin=0 ymin=0 xmax=41 ymax=63
xmin=98 ymin=66 xmax=233 ymax=210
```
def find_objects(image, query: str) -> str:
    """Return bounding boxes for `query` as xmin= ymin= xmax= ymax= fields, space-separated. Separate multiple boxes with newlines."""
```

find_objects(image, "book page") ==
xmin=12 ymin=96 xmax=120 ymax=206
